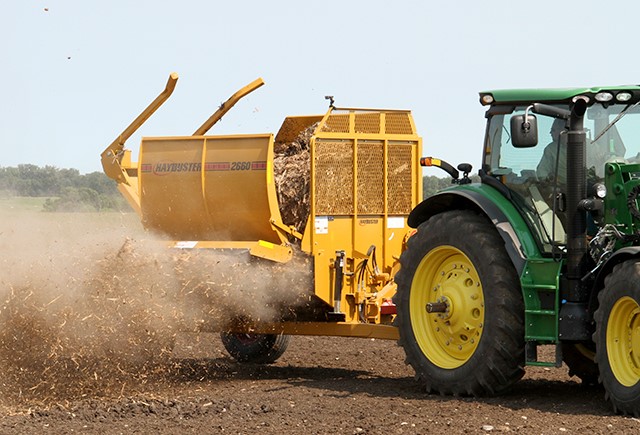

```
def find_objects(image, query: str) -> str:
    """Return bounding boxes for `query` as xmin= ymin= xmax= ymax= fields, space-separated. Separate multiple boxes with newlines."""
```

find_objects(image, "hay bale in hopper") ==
xmin=273 ymin=123 xmax=317 ymax=237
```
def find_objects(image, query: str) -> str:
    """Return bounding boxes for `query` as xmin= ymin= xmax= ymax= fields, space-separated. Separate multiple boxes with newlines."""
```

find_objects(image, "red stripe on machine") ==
xmin=205 ymin=162 xmax=231 ymax=171
xmin=251 ymin=161 xmax=267 ymax=170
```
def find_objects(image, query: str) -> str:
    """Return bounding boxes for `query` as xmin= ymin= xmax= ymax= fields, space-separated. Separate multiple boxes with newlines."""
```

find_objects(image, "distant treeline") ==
xmin=0 ymin=164 xmax=472 ymax=212
xmin=0 ymin=164 xmax=128 ymax=212
xmin=423 ymin=173 xmax=480 ymax=198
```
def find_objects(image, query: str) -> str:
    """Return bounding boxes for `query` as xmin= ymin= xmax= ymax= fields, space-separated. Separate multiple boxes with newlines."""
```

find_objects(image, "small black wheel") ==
xmin=561 ymin=342 xmax=599 ymax=386
xmin=594 ymin=259 xmax=640 ymax=416
xmin=394 ymin=210 xmax=525 ymax=396
xmin=220 ymin=332 xmax=290 ymax=364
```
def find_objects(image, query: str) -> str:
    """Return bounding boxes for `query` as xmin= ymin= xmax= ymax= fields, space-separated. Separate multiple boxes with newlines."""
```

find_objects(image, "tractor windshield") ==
xmin=483 ymin=102 xmax=640 ymax=254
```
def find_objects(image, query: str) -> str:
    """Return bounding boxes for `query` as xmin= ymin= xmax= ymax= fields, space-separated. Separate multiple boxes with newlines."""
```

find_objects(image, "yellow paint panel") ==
xmin=139 ymin=134 xmax=286 ymax=244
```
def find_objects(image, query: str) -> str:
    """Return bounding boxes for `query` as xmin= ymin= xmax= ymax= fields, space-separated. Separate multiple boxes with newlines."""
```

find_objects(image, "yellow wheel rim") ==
xmin=607 ymin=296 xmax=640 ymax=387
xmin=409 ymin=245 xmax=484 ymax=369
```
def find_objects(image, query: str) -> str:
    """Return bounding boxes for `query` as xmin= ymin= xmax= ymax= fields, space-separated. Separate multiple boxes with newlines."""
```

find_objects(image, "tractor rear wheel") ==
xmin=594 ymin=259 xmax=640 ymax=416
xmin=394 ymin=210 xmax=525 ymax=396
xmin=220 ymin=332 xmax=290 ymax=364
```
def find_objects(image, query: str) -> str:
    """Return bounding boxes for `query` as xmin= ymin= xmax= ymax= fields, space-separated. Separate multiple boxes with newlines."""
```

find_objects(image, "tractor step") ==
xmin=525 ymin=342 xmax=562 ymax=368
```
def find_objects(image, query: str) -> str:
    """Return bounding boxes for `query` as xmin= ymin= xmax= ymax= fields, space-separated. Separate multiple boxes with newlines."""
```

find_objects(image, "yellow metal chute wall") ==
xmin=132 ymin=108 xmax=420 ymax=258
xmin=138 ymin=134 xmax=284 ymax=245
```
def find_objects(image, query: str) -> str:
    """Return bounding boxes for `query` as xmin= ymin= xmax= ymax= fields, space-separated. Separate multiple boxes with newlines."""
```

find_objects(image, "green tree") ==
xmin=423 ymin=175 xmax=453 ymax=198
xmin=422 ymin=174 xmax=481 ymax=199
xmin=42 ymin=186 xmax=126 ymax=212
xmin=0 ymin=165 xmax=126 ymax=211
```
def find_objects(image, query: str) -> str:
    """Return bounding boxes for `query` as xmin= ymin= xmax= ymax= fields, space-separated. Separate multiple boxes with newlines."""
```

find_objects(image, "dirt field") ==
xmin=1 ymin=202 xmax=639 ymax=434
xmin=0 ymin=336 xmax=637 ymax=434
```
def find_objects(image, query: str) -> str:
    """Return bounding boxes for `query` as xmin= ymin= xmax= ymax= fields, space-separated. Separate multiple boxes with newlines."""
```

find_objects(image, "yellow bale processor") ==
xmin=101 ymin=73 xmax=422 ymax=362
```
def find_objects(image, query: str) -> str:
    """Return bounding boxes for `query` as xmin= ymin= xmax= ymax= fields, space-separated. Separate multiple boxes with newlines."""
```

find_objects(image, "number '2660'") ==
xmin=230 ymin=161 xmax=251 ymax=170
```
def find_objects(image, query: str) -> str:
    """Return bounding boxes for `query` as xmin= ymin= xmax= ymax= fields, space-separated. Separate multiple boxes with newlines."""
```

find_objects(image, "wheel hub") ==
xmin=425 ymin=299 xmax=448 ymax=314
xmin=410 ymin=246 xmax=485 ymax=369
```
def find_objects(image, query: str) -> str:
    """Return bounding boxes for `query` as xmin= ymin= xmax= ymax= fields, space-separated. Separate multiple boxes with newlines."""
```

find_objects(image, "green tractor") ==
xmin=394 ymin=86 xmax=640 ymax=415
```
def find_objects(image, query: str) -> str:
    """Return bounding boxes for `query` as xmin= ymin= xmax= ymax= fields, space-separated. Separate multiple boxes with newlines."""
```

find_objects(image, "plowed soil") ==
xmin=1 ymin=205 xmax=639 ymax=434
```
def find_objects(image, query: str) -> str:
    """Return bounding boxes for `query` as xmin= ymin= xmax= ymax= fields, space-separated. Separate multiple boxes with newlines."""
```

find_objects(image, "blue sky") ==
xmin=2 ymin=0 xmax=640 ymax=174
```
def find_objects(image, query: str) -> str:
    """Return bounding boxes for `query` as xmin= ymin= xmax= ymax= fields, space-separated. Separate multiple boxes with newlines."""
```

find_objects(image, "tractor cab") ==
xmin=479 ymin=88 xmax=640 ymax=255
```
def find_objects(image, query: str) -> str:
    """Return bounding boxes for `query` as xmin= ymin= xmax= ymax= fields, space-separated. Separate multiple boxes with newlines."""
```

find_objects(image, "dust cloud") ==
xmin=0 ymin=211 xmax=313 ymax=404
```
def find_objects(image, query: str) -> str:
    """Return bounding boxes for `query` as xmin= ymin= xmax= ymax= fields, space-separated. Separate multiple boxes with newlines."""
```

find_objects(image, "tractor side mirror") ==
xmin=510 ymin=113 xmax=538 ymax=148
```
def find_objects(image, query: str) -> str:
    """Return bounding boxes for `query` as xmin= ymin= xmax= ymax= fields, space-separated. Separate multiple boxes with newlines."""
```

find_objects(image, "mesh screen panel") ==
xmin=354 ymin=113 xmax=381 ymax=134
xmin=387 ymin=143 xmax=414 ymax=214
xmin=315 ymin=140 xmax=354 ymax=214
xmin=385 ymin=112 xmax=413 ymax=135
xmin=357 ymin=142 xmax=384 ymax=214
xmin=321 ymin=114 xmax=350 ymax=133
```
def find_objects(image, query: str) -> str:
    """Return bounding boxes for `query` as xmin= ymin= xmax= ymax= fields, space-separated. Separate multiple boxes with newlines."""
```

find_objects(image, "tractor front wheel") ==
xmin=394 ymin=210 xmax=525 ymax=396
xmin=594 ymin=259 xmax=640 ymax=416
xmin=220 ymin=332 xmax=290 ymax=364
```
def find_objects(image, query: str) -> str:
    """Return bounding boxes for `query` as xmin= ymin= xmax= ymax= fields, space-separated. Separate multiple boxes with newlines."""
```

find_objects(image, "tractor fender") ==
xmin=588 ymin=246 xmax=640 ymax=314
xmin=408 ymin=189 xmax=527 ymax=275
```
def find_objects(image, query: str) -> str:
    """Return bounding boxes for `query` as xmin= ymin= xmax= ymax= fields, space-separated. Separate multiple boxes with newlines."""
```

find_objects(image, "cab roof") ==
xmin=479 ymin=85 xmax=640 ymax=106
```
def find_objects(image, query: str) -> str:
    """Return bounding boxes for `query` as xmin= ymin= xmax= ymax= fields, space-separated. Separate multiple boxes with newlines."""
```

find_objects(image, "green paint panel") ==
xmin=481 ymin=86 xmax=640 ymax=104
xmin=521 ymin=260 xmax=562 ymax=343
xmin=604 ymin=162 xmax=640 ymax=236
xmin=451 ymin=183 xmax=543 ymax=259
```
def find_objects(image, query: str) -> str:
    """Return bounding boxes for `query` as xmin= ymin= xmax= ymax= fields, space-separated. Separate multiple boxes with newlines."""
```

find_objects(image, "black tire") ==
xmin=561 ymin=342 xmax=599 ymax=386
xmin=220 ymin=332 xmax=290 ymax=364
xmin=394 ymin=210 xmax=525 ymax=396
xmin=594 ymin=259 xmax=640 ymax=416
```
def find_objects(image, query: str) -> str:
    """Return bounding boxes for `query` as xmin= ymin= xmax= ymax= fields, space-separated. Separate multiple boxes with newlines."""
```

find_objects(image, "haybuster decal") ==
xmin=148 ymin=162 xmax=202 ymax=175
